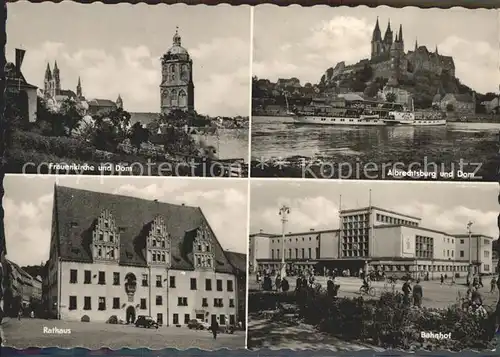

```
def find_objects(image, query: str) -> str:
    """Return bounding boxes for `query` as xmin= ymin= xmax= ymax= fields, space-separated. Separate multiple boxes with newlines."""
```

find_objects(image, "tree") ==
xmin=59 ymin=98 xmax=84 ymax=136
xmin=386 ymin=92 xmax=397 ymax=103
xmin=129 ymin=122 xmax=149 ymax=148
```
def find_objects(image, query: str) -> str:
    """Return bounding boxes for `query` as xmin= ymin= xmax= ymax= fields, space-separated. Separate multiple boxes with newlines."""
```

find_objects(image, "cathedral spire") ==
xmin=435 ymin=45 xmax=439 ymax=55
xmin=372 ymin=17 xmax=381 ymax=41
xmin=44 ymin=63 xmax=52 ymax=80
xmin=77 ymin=76 xmax=82 ymax=97
xmin=173 ymin=26 xmax=181 ymax=46
xmin=414 ymin=38 xmax=418 ymax=51
xmin=54 ymin=60 xmax=59 ymax=70
xmin=398 ymin=24 xmax=403 ymax=43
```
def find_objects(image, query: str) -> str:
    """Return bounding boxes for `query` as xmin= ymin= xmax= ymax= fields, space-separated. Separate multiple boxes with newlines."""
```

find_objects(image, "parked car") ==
xmin=187 ymin=319 xmax=210 ymax=330
xmin=135 ymin=315 xmax=158 ymax=329
xmin=209 ymin=323 xmax=235 ymax=334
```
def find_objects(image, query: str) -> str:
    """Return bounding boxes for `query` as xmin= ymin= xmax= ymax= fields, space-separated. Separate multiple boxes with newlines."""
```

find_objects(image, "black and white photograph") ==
xmin=0 ymin=175 xmax=247 ymax=349
xmin=5 ymin=2 xmax=251 ymax=177
xmin=248 ymin=180 xmax=500 ymax=351
xmin=251 ymin=5 xmax=499 ymax=181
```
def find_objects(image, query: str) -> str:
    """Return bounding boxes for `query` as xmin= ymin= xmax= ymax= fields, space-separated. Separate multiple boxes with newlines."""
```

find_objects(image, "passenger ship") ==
xmin=290 ymin=97 xmax=446 ymax=127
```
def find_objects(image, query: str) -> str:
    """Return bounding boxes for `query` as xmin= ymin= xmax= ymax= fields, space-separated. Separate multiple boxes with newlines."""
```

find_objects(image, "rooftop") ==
xmin=52 ymin=185 xmax=235 ymax=274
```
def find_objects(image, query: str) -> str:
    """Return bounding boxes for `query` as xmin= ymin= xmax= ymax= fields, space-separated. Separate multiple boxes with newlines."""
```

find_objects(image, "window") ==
xmin=190 ymin=278 xmax=197 ymax=290
xmin=98 ymin=271 xmax=105 ymax=285
xmin=69 ymin=296 xmax=77 ymax=310
xmin=98 ymin=297 xmax=106 ymax=311
xmin=184 ymin=314 xmax=190 ymax=324
xmin=84 ymin=270 xmax=91 ymax=284
xmin=460 ymin=239 xmax=465 ymax=244
xmin=177 ymin=297 xmax=188 ymax=306
xmin=140 ymin=298 xmax=147 ymax=310
xmin=214 ymin=298 xmax=223 ymax=307
xmin=220 ymin=314 xmax=226 ymax=325
xmin=156 ymin=296 xmax=163 ymax=305
xmin=460 ymin=250 xmax=465 ymax=258
xmin=113 ymin=272 xmax=120 ymax=285
xmin=301 ymin=248 xmax=305 ymax=259
xmin=70 ymin=269 xmax=77 ymax=284
xmin=271 ymin=249 xmax=274 ymax=259
xmin=277 ymin=249 xmax=280 ymax=259
xmin=205 ymin=279 xmax=212 ymax=291
xmin=229 ymin=298 xmax=235 ymax=307
xmin=485 ymin=251 xmax=490 ymax=258
xmin=169 ymin=276 xmax=176 ymax=288
xmin=295 ymin=248 xmax=298 ymax=258
xmin=173 ymin=313 xmax=179 ymax=325
xmin=485 ymin=264 xmax=490 ymax=271
xmin=156 ymin=275 xmax=162 ymax=288
xmin=227 ymin=280 xmax=233 ymax=292
xmin=142 ymin=274 xmax=148 ymax=287
xmin=484 ymin=239 xmax=490 ymax=245
xmin=84 ymin=296 xmax=91 ymax=310
xmin=113 ymin=297 xmax=120 ymax=309
xmin=202 ymin=298 xmax=208 ymax=307
xmin=308 ymin=248 xmax=311 ymax=259
xmin=216 ymin=279 xmax=223 ymax=291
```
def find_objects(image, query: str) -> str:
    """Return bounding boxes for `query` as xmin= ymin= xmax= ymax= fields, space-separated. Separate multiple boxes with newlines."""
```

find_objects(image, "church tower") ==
xmin=383 ymin=20 xmax=393 ymax=52
xmin=116 ymin=94 xmax=123 ymax=109
xmin=44 ymin=63 xmax=53 ymax=98
xmin=53 ymin=61 xmax=61 ymax=95
xmin=160 ymin=27 xmax=195 ymax=114
xmin=371 ymin=17 xmax=382 ymax=59
xmin=76 ymin=77 xmax=82 ymax=98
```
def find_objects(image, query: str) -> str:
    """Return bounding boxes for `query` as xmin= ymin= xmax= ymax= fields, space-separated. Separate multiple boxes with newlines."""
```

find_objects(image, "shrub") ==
xmin=81 ymin=315 xmax=90 ymax=322
xmin=106 ymin=315 xmax=118 ymax=324
xmin=255 ymin=290 xmax=496 ymax=351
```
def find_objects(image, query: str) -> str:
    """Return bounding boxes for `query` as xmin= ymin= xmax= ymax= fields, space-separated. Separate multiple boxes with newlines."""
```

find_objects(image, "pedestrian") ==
xmin=440 ymin=274 xmax=444 ymax=285
xmin=492 ymin=277 xmax=497 ymax=293
xmin=275 ymin=275 xmax=281 ymax=292
xmin=18 ymin=307 xmax=22 ymax=321
xmin=210 ymin=319 xmax=219 ymax=340
xmin=413 ymin=279 xmax=423 ymax=308
xmin=402 ymin=280 xmax=412 ymax=306
xmin=281 ymin=277 xmax=289 ymax=292
xmin=479 ymin=275 xmax=483 ymax=288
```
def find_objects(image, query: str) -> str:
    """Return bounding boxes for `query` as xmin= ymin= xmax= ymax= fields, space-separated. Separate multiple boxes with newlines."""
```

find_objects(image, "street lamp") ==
xmin=467 ymin=221 xmax=473 ymax=281
xmin=279 ymin=205 xmax=290 ymax=279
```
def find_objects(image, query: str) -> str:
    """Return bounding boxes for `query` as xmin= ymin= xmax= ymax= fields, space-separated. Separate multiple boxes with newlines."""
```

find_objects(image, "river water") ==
xmin=251 ymin=116 xmax=499 ymax=179
xmin=192 ymin=128 xmax=249 ymax=162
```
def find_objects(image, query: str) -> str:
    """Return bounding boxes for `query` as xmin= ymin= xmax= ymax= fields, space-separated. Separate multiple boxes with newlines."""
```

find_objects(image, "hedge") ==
xmin=249 ymin=290 xmax=497 ymax=351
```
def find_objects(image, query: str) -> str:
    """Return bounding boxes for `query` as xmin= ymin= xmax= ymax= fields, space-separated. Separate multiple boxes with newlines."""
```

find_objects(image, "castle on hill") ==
xmin=323 ymin=18 xmax=456 ymax=88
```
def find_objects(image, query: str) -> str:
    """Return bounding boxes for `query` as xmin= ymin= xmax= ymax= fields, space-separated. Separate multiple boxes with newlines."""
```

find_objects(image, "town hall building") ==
xmin=45 ymin=185 xmax=244 ymax=327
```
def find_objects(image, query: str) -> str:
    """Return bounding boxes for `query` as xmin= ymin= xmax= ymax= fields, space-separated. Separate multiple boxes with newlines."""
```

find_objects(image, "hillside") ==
xmin=253 ymin=62 xmax=496 ymax=111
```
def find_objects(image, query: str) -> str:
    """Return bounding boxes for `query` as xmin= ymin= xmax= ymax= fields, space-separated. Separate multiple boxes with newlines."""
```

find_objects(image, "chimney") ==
xmin=15 ymin=48 xmax=26 ymax=76
xmin=181 ymin=203 xmax=185 ymax=206
xmin=259 ymin=229 xmax=263 ymax=233
xmin=310 ymin=228 xmax=315 ymax=231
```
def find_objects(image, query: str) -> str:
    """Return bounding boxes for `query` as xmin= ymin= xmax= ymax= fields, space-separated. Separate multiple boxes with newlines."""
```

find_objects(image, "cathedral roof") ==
xmin=52 ymin=185 xmax=238 ymax=274
xmin=88 ymin=99 xmax=116 ymax=107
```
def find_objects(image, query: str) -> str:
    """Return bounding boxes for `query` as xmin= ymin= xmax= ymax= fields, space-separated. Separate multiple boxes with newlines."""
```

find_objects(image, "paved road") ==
xmin=2 ymin=318 xmax=245 ymax=350
xmin=250 ymin=275 xmax=499 ymax=309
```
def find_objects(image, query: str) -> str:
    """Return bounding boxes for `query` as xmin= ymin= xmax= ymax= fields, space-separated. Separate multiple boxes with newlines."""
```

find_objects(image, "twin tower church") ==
xmin=42 ymin=28 xmax=194 ymax=114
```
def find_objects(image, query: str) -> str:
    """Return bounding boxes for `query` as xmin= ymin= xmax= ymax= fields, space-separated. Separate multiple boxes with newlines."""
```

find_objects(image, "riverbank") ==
xmin=250 ymin=151 xmax=498 ymax=181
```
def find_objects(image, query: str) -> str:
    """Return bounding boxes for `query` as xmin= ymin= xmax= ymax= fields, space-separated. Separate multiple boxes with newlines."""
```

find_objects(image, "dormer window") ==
xmin=110 ymin=234 xmax=114 ymax=243
xmin=206 ymin=245 xmax=210 ymax=252
xmin=99 ymin=232 xmax=104 ymax=241
xmin=98 ymin=248 xmax=102 ymax=257
xmin=152 ymin=240 xmax=157 ymax=247
xmin=161 ymin=241 xmax=165 ymax=248
xmin=104 ymin=220 xmax=109 ymax=228
xmin=198 ymin=245 xmax=202 ymax=251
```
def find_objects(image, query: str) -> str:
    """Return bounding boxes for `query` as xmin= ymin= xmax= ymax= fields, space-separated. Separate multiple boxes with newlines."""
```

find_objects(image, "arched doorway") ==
xmin=126 ymin=305 xmax=136 ymax=324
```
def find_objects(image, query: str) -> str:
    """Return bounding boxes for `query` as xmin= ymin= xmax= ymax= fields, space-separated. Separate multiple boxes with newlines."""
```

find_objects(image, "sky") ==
xmin=253 ymin=5 xmax=499 ymax=94
xmin=250 ymin=180 xmax=499 ymax=240
xmin=6 ymin=2 xmax=251 ymax=116
xmin=4 ymin=175 xmax=248 ymax=267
